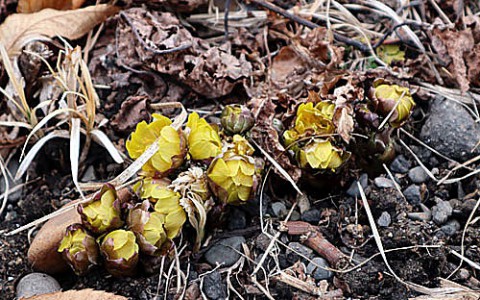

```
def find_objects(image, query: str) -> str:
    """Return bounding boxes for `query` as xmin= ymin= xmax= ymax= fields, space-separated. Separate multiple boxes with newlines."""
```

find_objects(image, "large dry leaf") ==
xmin=17 ymin=0 xmax=86 ymax=13
xmin=27 ymin=289 xmax=127 ymax=300
xmin=0 ymin=4 xmax=119 ymax=56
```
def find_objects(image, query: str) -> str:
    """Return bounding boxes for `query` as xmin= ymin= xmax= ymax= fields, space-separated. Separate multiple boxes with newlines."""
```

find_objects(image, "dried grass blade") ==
xmin=90 ymin=129 xmax=124 ymax=164
xmin=70 ymin=118 xmax=85 ymax=199
xmin=0 ymin=156 xmax=10 ymax=217
xmin=15 ymin=130 xmax=70 ymax=180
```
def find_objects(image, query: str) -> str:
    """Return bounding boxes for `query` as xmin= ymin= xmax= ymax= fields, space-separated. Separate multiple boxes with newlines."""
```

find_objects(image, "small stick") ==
xmin=274 ymin=271 xmax=343 ymax=298
xmin=280 ymin=221 xmax=349 ymax=268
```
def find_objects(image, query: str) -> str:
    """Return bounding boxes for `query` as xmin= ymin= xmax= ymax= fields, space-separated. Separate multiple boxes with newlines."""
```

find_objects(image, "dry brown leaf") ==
xmin=111 ymin=95 xmax=150 ymax=133
xmin=0 ymin=4 xmax=119 ymax=56
xmin=27 ymin=289 xmax=127 ymax=300
xmin=333 ymin=107 xmax=354 ymax=143
xmin=17 ymin=0 xmax=85 ymax=13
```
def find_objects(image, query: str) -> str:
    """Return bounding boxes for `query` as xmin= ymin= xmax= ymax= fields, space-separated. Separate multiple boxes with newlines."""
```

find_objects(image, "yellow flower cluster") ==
xmin=372 ymin=83 xmax=415 ymax=128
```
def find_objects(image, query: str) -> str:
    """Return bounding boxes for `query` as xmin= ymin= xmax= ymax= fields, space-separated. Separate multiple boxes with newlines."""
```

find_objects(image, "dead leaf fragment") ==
xmin=0 ymin=4 xmax=119 ymax=56
xmin=27 ymin=289 xmax=127 ymax=300
xmin=17 ymin=0 xmax=86 ymax=13
xmin=111 ymin=95 xmax=150 ymax=133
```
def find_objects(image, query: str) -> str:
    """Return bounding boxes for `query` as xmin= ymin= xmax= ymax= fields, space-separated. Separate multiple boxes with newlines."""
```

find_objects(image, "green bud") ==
xmin=58 ymin=224 xmax=99 ymax=275
xmin=221 ymin=105 xmax=255 ymax=135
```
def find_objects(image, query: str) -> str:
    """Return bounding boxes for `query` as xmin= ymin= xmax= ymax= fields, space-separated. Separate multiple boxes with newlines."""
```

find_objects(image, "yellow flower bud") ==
xmin=283 ymin=101 xmax=335 ymax=146
xmin=298 ymin=139 xmax=349 ymax=171
xmin=207 ymin=153 xmax=258 ymax=205
xmin=99 ymin=229 xmax=139 ymax=277
xmin=78 ymin=184 xmax=123 ymax=234
xmin=371 ymin=83 xmax=415 ymax=128
xmin=186 ymin=112 xmax=222 ymax=161
xmin=58 ymin=224 xmax=99 ymax=275
xmin=126 ymin=113 xmax=186 ymax=177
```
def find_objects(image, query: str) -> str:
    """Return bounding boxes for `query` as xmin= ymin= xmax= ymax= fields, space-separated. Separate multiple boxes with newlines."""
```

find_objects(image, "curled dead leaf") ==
xmin=17 ymin=0 xmax=86 ymax=13
xmin=27 ymin=289 xmax=127 ymax=300
xmin=0 ymin=4 xmax=119 ymax=56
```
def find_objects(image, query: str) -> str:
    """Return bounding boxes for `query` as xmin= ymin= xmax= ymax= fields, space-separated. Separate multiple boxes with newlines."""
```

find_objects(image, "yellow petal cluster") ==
xmin=373 ymin=84 xmax=415 ymax=128
xmin=101 ymin=230 xmax=138 ymax=260
xmin=126 ymin=114 xmax=185 ymax=176
xmin=58 ymin=227 xmax=88 ymax=255
xmin=207 ymin=154 xmax=256 ymax=205
xmin=376 ymin=45 xmax=405 ymax=65
xmin=186 ymin=112 xmax=222 ymax=160
xmin=298 ymin=140 xmax=346 ymax=171
xmin=81 ymin=186 xmax=122 ymax=233
xmin=283 ymin=101 xmax=335 ymax=145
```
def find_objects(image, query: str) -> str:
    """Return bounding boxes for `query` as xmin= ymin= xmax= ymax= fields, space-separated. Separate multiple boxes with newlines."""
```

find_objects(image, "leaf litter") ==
xmin=1 ymin=1 xmax=480 ymax=299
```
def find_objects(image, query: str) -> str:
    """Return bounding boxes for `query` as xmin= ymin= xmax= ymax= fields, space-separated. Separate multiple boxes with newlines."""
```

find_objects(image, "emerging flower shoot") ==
xmin=99 ymin=229 xmax=139 ymax=277
xmin=221 ymin=104 xmax=255 ymax=135
xmin=58 ymin=224 xmax=99 ymax=275
xmin=371 ymin=83 xmax=415 ymax=128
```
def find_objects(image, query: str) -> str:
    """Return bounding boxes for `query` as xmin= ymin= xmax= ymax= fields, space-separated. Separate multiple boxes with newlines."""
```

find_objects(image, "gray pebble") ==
xmin=205 ymin=236 xmax=245 ymax=267
xmin=286 ymin=242 xmax=314 ymax=264
xmin=290 ymin=210 xmax=301 ymax=221
xmin=420 ymin=97 xmax=480 ymax=161
xmin=432 ymin=199 xmax=453 ymax=225
xmin=390 ymin=155 xmax=411 ymax=173
xmin=408 ymin=166 xmax=429 ymax=184
xmin=271 ymin=202 xmax=288 ymax=218
xmin=301 ymin=209 xmax=321 ymax=223
xmin=346 ymin=173 xmax=368 ymax=198
xmin=16 ymin=273 xmax=61 ymax=299
xmin=306 ymin=257 xmax=333 ymax=280
xmin=403 ymin=184 xmax=422 ymax=205
xmin=440 ymin=219 xmax=460 ymax=236
xmin=202 ymin=271 xmax=227 ymax=300
xmin=374 ymin=177 xmax=395 ymax=189
xmin=377 ymin=211 xmax=391 ymax=227
xmin=255 ymin=233 xmax=271 ymax=252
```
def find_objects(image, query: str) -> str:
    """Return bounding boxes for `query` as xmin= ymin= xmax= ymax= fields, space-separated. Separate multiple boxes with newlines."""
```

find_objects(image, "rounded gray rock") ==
xmin=205 ymin=236 xmax=246 ymax=267
xmin=306 ymin=257 xmax=333 ymax=280
xmin=403 ymin=184 xmax=422 ymax=205
xmin=374 ymin=177 xmax=395 ymax=189
xmin=408 ymin=166 xmax=429 ymax=184
xmin=271 ymin=202 xmax=288 ymax=218
xmin=420 ymin=97 xmax=480 ymax=161
xmin=390 ymin=155 xmax=411 ymax=174
xmin=202 ymin=271 xmax=227 ymax=300
xmin=16 ymin=273 xmax=61 ymax=299
xmin=347 ymin=173 xmax=368 ymax=198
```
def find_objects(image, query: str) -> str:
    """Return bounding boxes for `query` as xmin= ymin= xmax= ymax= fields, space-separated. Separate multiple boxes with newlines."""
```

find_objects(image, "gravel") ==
xmin=228 ymin=208 xmax=247 ymax=230
xmin=408 ymin=166 xmax=429 ymax=184
xmin=374 ymin=177 xmax=395 ymax=189
xmin=403 ymin=184 xmax=422 ymax=205
xmin=377 ymin=211 xmax=392 ymax=227
xmin=301 ymin=209 xmax=321 ymax=223
xmin=286 ymin=242 xmax=315 ymax=264
xmin=346 ymin=173 xmax=368 ymax=198
xmin=390 ymin=155 xmax=411 ymax=174
xmin=306 ymin=257 xmax=333 ymax=280
xmin=432 ymin=198 xmax=453 ymax=225
xmin=271 ymin=202 xmax=288 ymax=218
xmin=202 ymin=271 xmax=227 ymax=300
xmin=205 ymin=236 xmax=246 ymax=267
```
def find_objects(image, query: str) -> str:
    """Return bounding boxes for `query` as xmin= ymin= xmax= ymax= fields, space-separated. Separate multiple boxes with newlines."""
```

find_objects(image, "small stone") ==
xmin=255 ymin=233 xmax=271 ymax=252
xmin=377 ymin=212 xmax=391 ymax=227
xmin=16 ymin=273 xmax=61 ymax=299
xmin=286 ymin=242 xmax=314 ymax=264
xmin=290 ymin=210 xmax=301 ymax=221
xmin=301 ymin=209 xmax=321 ymax=223
xmin=228 ymin=208 xmax=247 ymax=230
xmin=403 ymin=185 xmax=422 ymax=205
xmin=205 ymin=236 xmax=246 ymax=267
xmin=390 ymin=155 xmax=411 ymax=173
xmin=271 ymin=202 xmax=288 ymax=218
xmin=202 ymin=271 xmax=227 ymax=300
xmin=432 ymin=199 xmax=453 ymax=225
xmin=306 ymin=257 xmax=333 ymax=280
xmin=374 ymin=177 xmax=395 ymax=189
xmin=346 ymin=173 xmax=368 ymax=198
xmin=408 ymin=166 xmax=429 ymax=184
xmin=81 ymin=165 xmax=96 ymax=182
xmin=441 ymin=219 xmax=460 ymax=236
xmin=5 ymin=210 xmax=17 ymax=221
